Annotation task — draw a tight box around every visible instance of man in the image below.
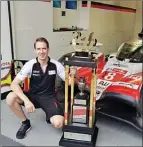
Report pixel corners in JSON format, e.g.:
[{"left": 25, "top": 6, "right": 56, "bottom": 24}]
[{"left": 6, "top": 37, "right": 67, "bottom": 139}]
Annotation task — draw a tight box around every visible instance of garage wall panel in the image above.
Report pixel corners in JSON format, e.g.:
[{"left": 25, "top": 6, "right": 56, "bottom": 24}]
[
  {"left": 134, "top": 1, "right": 142, "bottom": 37},
  {"left": 89, "top": 1, "right": 136, "bottom": 55},
  {"left": 11, "top": 1, "right": 53, "bottom": 60}
]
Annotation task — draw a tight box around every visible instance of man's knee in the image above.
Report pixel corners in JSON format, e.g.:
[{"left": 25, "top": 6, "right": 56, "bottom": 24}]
[
  {"left": 6, "top": 92, "right": 22, "bottom": 107},
  {"left": 50, "top": 115, "right": 64, "bottom": 128},
  {"left": 53, "top": 119, "right": 63, "bottom": 128}
]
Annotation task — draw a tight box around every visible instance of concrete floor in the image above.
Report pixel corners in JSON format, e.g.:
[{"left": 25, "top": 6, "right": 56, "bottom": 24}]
[{"left": 1, "top": 100, "right": 142, "bottom": 146}]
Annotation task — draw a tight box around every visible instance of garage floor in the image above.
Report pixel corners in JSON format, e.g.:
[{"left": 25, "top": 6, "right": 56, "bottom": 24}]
[{"left": 1, "top": 99, "right": 142, "bottom": 146}]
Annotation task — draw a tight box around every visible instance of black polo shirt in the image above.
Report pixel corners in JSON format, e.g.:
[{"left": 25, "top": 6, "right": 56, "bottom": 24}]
[{"left": 16, "top": 57, "right": 65, "bottom": 95}]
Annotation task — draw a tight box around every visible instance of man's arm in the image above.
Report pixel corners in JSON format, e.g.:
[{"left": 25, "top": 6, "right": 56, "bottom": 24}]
[
  {"left": 11, "top": 61, "right": 32, "bottom": 103},
  {"left": 11, "top": 77, "right": 35, "bottom": 113},
  {"left": 11, "top": 60, "right": 35, "bottom": 113},
  {"left": 10, "top": 77, "right": 30, "bottom": 103}
]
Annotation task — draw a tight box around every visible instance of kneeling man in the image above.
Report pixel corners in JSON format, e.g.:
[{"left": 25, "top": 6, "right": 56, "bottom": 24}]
[{"left": 6, "top": 37, "right": 65, "bottom": 139}]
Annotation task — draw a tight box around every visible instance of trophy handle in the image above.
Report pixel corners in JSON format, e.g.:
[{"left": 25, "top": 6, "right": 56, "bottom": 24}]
[
  {"left": 64, "top": 57, "right": 69, "bottom": 125},
  {"left": 70, "top": 66, "right": 75, "bottom": 123},
  {"left": 92, "top": 68, "right": 96, "bottom": 124},
  {"left": 89, "top": 68, "right": 96, "bottom": 128}
]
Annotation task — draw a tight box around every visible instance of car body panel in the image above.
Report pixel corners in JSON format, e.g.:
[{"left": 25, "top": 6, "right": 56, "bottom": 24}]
[{"left": 76, "top": 55, "right": 142, "bottom": 102}]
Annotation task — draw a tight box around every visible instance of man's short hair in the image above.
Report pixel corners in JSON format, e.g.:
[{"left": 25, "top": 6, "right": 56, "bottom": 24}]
[{"left": 34, "top": 37, "right": 49, "bottom": 49}]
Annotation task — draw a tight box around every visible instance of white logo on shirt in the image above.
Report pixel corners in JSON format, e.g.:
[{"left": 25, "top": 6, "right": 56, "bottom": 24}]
[
  {"left": 49, "top": 70, "right": 56, "bottom": 75},
  {"left": 33, "top": 70, "right": 40, "bottom": 73},
  {"left": 32, "top": 73, "right": 40, "bottom": 76}
]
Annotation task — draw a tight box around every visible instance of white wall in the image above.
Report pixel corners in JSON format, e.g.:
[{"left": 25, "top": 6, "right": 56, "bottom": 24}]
[
  {"left": 10, "top": 1, "right": 89, "bottom": 60},
  {"left": 1, "top": 1, "right": 12, "bottom": 62},
  {"left": 134, "top": 1, "right": 142, "bottom": 38},
  {"left": 89, "top": 1, "right": 137, "bottom": 55},
  {"left": 53, "top": 1, "right": 79, "bottom": 29},
  {"left": 78, "top": 1, "right": 90, "bottom": 30},
  {"left": 53, "top": 1, "right": 90, "bottom": 30},
  {"left": 11, "top": 1, "right": 53, "bottom": 60}
]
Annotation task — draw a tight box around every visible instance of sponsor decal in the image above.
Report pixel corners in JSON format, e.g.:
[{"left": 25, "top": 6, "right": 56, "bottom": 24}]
[
  {"left": 32, "top": 73, "right": 40, "bottom": 76},
  {"left": 32, "top": 70, "right": 40, "bottom": 76},
  {"left": 98, "top": 80, "right": 110, "bottom": 86},
  {"left": 125, "top": 74, "right": 142, "bottom": 85},
  {"left": 112, "top": 68, "right": 128, "bottom": 74},
  {"left": 49, "top": 70, "right": 56, "bottom": 75},
  {"left": 33, "top": 70, "right": 40, "bottom": 73},
  {"left": 1, "top": 61, "right": 12, "bottom": 92},
  {"left": 127, "top": 75, "right": 142, "bottom": 80},
  {"left": 1, "top": 74, "right": 11, "bottom": 88},
  {"left": 101, "top": 68, "right": 128, "bottom": 82},
  {"left": 96, "top": 79, "right": 112, "bottom": 100},
  {"left": 112, "top": 82, "right": 139, "bottom": 89},
  {"left": 1, "top": 62, "right": 11, "bottom": 80},
  {"left": 113, "top": 63, "right": 128, "bottom": 68},
  {"left": 1, "top": 62, "right": 11, "bottom": 70}
]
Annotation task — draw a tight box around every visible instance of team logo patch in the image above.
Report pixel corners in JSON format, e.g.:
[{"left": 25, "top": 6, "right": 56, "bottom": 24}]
[
  {"left": 48, "top": 70, "right": 56, "bottom": 75},
  {"left": 33, "top": 70, "right": 40, "bottom": 73}
]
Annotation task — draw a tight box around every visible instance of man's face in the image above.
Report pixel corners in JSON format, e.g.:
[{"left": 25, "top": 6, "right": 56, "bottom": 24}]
[{"left": 35, "top": 41, "right": 49, "bottom": 60}]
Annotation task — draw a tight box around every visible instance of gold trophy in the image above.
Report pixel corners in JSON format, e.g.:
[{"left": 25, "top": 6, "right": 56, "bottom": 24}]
[{"left": 59, "top": 31, "right": 98, "bottom": 147}]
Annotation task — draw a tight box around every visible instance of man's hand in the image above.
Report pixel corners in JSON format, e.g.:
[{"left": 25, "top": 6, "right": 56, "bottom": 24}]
[
  {"left": 69, "top": 66, "right": 78, "bottom": 85},
  {"left": 70, "top": 66, "right": 77, "bottom": 77},
  {"left": 24, "top": 100, "right": 35, "bottom": 113}
]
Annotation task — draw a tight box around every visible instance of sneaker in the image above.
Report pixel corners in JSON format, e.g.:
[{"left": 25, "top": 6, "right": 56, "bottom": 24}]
[{"left": 16, "top": 120, "right": 31, "bottom": 139}]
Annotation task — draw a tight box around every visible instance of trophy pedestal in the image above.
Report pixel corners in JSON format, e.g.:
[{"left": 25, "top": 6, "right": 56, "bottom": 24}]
[{"left": 59, "top": 120, "right": 98, "bottom": 147}]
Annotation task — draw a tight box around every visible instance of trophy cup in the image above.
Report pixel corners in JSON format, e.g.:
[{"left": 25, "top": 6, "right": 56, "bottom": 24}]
[{"left": 59, "top": 31, "right": 98, "bottom": 147}]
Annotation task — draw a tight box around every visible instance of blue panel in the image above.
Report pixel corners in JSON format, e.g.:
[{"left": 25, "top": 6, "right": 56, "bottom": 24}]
[
  {"left": 66, "top": 0, "right": 77, "bottom": 10},
  {"left": 53, "top": 0, "right": 61, "bottom": 8}
]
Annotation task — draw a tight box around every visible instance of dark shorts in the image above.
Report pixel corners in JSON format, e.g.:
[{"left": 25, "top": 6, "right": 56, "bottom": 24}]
[{"left": 22, "top": 92, "right": 64, "bottom": 120}]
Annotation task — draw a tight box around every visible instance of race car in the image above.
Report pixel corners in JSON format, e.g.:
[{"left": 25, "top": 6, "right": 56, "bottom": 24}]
[{"left": 57, "top": 34, "right": 143, "bottom": 131}]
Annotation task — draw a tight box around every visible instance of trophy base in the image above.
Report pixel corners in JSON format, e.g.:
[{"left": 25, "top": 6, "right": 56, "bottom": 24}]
[{"left": 59, "top": 122, "right": 98, "bottom": 147}]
